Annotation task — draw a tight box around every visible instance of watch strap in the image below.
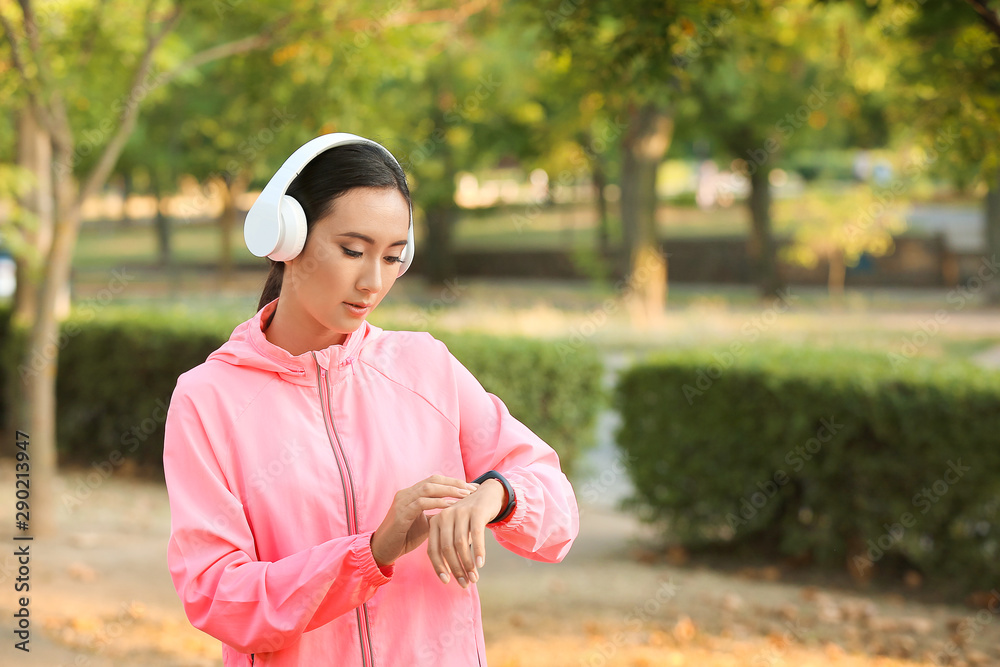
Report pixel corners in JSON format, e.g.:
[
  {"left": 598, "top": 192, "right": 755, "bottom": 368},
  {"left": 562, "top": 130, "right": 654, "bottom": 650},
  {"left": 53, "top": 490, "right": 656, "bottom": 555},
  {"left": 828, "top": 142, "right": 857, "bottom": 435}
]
[{"left": 472, "top": 470, "right": 516, "bottom": 524}]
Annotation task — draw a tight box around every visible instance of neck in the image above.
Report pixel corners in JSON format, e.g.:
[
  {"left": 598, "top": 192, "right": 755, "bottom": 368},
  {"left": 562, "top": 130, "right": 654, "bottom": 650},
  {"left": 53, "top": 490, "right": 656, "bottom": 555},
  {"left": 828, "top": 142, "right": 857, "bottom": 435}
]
[{"left": 263, "top": 297, "right": 349, "bottom": 356}]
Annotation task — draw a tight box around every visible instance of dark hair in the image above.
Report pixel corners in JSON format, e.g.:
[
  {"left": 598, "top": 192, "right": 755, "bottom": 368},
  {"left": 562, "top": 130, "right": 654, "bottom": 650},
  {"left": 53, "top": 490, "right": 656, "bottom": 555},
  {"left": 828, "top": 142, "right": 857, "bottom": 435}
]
[{"left": 256, "top": 142, "right": 411, "bottom": 329}]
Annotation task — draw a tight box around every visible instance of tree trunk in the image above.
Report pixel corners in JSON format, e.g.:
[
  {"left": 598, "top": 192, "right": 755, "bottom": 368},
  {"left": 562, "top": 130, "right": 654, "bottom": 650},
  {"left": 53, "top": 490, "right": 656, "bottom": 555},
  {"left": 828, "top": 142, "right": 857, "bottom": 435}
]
[
  {"left": 620, "top": 102, "right": 672, "bottom": 328},
  {"left": 986, "top": 171, "right": 1000, "bottom": 304},
  {"left": 22, "top": 140, "right": 82, "bottom": 537},
  {"left": 120, "top": 171, "right": 132, "bottom": 226},
  {"left": 592, "top": 159, "right": 610, "bottom": 256},
  {"left": 13, "top": 110, "right": 54, "bottom": 329},
  {"left": 219, "top": 173, "right": 249, "bottom": 284},
  {"left": 747, "top": 167, "right": 784, "bottom": 297},
  {"left": 828, "top": 250, "right": 846, "bottom": 303},
  {"left": 152, "top": 174, "right": 171, "bottom": 267},
  {"left": 423, "top": 205, "right": 458, "bottom": 284}
]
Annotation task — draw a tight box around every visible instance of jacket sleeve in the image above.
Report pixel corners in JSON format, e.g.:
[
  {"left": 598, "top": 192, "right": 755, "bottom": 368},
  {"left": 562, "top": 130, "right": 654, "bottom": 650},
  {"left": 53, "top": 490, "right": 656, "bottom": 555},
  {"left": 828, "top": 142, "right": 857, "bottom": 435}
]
[
  {"left": 447, "top": 349, "right": 580, "bottom": 563},
  {"left": 163, "top": 383, "right": 393, "bottom": 654}
]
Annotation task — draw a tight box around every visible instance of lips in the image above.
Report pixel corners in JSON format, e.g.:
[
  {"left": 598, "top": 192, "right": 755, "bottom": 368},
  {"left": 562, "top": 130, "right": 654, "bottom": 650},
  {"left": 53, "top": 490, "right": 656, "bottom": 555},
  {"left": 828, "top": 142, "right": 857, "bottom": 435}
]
[{"left": 343, "top": 301, "right": 373, "bottom": 317}]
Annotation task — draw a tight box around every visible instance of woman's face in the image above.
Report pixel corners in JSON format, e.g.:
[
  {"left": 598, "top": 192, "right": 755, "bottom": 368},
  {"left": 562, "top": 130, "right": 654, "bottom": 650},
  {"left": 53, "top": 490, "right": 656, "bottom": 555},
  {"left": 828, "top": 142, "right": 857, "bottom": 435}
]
[{"left": 283, "top": 186, "right": 410, "bottom": 340}]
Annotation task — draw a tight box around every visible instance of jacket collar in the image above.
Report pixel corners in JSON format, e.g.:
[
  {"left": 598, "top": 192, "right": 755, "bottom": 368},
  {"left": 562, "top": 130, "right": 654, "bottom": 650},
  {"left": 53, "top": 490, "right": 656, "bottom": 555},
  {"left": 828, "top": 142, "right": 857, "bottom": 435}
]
[{"left": 209, "top": 297, "right": 380, "bottom": 387}]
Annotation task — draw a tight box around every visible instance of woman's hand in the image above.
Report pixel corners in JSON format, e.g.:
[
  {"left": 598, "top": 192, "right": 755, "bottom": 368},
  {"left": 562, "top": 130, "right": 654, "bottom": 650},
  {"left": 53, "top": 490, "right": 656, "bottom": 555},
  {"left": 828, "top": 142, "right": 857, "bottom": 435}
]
[
  {"left": 427, "top": 478, "right": 507, "bottom": 589},
  {"left": 370, "top": 475, "right": 479, "bottom": 570}
]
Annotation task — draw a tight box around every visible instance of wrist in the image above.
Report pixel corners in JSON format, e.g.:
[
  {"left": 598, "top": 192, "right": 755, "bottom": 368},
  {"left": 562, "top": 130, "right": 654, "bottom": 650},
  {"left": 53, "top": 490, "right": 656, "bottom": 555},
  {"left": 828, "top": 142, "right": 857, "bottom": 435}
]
[
  {"left": 472, "top": 470, "right": 517, "bottom": 524},
  {"left": 481, "top": 478, "right": 508, "bottom": 518},
  {"left": 370, "top": 532, "right": 394, "bottom": 570}
]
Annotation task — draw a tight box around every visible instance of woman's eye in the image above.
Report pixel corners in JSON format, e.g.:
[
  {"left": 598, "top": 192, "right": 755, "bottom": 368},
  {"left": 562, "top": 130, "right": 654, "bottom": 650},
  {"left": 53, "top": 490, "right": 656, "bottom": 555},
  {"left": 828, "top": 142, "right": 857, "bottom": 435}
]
[
  {"left": 341, "top": 247, "right": 362, "bottom": 258},
  {"left": 385, "top": 255, "right": 403, "bottom": 264}
]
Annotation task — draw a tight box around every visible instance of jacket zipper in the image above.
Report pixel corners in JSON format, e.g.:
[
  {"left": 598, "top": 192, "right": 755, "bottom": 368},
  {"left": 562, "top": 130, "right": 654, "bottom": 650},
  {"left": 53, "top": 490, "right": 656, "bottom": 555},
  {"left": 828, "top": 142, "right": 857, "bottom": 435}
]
[{"left": 313, "top": 354, "right": 376, "bottom": 667}]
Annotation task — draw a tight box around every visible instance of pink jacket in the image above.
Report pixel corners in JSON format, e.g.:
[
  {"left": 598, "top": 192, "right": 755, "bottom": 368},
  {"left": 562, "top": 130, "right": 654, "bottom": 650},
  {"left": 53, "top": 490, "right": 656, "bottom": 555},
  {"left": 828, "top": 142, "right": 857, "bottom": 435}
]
[{"left": 163, "top": 298, "right": 580, "bottom": 666}]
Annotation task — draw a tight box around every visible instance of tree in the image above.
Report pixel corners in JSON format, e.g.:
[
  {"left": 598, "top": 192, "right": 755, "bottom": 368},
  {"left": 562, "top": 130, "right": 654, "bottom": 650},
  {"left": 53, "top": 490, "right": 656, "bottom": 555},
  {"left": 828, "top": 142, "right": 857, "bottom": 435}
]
[
  {"left": 877, "top": 0, "right": 1000, "bottom": 299},
  {"left": 0, "top": 0, "right": 289, "bottom": 534},
  {"left": 780, "top": 184, "right": 905, "bottom": 298},
  {"left": 673, "top": 0, "right": 895, "bottom": 297},
  {"left": 536, "top": 0, "right": 716, "bottom": 323}
]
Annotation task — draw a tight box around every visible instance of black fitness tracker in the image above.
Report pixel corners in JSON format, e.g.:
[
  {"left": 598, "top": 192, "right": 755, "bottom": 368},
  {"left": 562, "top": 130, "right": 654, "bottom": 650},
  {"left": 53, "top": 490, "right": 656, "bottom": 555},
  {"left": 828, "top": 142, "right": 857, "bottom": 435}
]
[{"left": 472, "top": 470, "right": 516, "bottom": 524}]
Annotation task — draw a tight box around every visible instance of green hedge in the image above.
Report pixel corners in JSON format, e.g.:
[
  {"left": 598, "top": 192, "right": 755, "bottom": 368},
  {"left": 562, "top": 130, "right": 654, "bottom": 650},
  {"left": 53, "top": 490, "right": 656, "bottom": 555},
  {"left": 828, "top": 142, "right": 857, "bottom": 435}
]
[
  {"left": 614, "top": 344, "right": 1000, "bottom": 590},
  {"left": 3, "top": 308, "right": 602, "bottom": 479}
]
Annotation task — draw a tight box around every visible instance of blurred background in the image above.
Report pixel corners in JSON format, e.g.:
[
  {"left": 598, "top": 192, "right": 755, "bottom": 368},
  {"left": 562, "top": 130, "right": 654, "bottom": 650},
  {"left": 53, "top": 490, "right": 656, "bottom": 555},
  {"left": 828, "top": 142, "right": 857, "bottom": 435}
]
[{"left": 2, "top": 0, "right": 1000, "bottom": 665}]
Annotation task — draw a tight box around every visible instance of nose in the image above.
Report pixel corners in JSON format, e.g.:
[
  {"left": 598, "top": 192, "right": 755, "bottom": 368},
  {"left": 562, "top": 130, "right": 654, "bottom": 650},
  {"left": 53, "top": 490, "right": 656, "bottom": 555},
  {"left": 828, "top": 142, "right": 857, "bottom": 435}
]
[{"left": 356, "top": 256, "right": 383, "bottom": 294}]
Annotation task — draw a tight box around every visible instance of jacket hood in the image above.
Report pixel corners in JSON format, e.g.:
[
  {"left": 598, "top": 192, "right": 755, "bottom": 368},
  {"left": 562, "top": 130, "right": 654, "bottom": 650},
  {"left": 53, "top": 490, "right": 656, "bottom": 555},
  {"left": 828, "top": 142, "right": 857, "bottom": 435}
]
[{"left": 207, "top": 297, "right": 382, "bottom": 386}]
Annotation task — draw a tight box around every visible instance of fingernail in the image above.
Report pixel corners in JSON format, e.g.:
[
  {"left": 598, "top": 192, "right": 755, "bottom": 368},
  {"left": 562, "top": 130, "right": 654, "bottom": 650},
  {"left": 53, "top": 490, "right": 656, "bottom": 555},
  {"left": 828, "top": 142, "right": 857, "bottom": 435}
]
[
  {"left": 470, "top": 570, "right": 479, "bottom": 583},
  {"left": 439, "top": 572, "right": 449, "bottom": 584},
  {"left": 476, "top": 556, "right": 484, "bottom": 568},
  {"left": 458, "top": 577, "right": 467, "bottom": 587}
]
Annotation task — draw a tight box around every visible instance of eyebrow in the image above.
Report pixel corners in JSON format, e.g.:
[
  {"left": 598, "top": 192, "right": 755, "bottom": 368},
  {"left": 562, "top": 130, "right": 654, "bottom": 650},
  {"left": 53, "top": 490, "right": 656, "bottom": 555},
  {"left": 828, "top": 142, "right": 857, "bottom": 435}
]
[{"left": 337, "top": 232, "right": 407, "bottom": 247}]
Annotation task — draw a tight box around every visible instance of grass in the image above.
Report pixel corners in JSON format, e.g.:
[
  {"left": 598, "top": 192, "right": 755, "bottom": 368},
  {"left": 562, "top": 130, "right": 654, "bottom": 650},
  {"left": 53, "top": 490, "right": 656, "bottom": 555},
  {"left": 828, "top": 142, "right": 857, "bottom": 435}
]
[{"left": 74, "top": 202, "right": 752, "bottom": 268}]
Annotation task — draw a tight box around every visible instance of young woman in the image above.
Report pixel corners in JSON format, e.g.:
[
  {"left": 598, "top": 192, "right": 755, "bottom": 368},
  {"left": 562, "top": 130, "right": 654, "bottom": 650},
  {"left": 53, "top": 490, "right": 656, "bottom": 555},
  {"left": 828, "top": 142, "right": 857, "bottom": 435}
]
[{"left": 162, "top": 134, "right": 580, "bottom": 667}]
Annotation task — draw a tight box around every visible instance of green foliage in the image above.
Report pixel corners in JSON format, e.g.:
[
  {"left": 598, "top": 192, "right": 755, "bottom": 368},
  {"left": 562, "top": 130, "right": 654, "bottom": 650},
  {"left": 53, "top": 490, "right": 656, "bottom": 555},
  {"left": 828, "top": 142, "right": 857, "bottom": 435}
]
[
  {"left": 1, "top": 310, "right": 602, "bottom": 479},
  {"left": 614, "top": 344, "right": 1000, "bottom": 591}
]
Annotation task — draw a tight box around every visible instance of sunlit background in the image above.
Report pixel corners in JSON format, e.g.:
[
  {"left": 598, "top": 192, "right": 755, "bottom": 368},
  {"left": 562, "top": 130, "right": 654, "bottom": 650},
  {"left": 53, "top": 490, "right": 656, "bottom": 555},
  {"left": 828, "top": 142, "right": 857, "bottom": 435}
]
[{"left": 2, "top": 0, "right": 1000, "bottom": 665}]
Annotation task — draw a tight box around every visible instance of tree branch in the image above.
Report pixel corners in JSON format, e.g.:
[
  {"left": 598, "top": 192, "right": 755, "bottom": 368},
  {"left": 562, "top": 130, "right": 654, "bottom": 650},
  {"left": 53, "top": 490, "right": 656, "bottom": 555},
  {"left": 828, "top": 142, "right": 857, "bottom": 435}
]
[
  {"left": 0, "top": 4, "right": 66, "bottom": 146},
  {"left": 79, "top": 0, "right": 111, "bottom": 67},
  {"left": 153, "top": 15, "right": 291, "bottom": 91},
  {"left": 964, "top": 0, "right": 1000, "bottom": 42},
  {"left": 76, "top": 4, "right": 182, "bottom": 206}
]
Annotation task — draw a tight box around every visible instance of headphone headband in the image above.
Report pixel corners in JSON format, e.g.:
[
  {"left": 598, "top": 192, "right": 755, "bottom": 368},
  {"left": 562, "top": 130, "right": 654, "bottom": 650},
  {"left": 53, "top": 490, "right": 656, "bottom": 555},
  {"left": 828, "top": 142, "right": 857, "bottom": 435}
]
[{"left": 244, "top": 132, "right": 414, "bottom": 275}]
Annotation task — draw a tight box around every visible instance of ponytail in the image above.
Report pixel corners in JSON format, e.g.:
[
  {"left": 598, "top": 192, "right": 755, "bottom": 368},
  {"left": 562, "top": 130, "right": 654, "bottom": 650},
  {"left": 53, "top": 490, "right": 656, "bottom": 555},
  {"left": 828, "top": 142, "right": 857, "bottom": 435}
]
[{"left": 257, "top": 260, "right": 284, "bottom": 329}]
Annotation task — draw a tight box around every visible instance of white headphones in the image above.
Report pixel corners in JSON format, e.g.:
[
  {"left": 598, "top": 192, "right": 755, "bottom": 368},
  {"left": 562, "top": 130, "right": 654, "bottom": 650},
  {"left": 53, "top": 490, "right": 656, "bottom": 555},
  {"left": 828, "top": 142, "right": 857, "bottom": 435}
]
[{"left": 244, "top": 132, "right": 414, "bottom": 276}]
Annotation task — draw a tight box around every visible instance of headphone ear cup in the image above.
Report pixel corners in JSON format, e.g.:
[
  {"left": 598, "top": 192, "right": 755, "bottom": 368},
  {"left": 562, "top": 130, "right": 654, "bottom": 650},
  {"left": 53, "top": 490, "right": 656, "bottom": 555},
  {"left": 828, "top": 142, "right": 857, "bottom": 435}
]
[
  {"left": 398, "top": 215, "right": 415, "bottom": 276},
  {"left": 271, "top": 195, "right": 308, "bottom": 261}
]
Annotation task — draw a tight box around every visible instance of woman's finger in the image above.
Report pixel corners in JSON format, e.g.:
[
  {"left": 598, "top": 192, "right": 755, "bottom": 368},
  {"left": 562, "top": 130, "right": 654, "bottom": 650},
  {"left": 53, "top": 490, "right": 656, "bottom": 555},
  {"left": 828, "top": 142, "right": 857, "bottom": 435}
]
[
  {"left": 423, "top": 475, "right": 479, "bottom": 493},
  {"left": 415, "top": 482, "right": 475, "bottom": 499},
  {"left": 426, "top": 515, "right": 451, "bottom": 584},
  {"left": 436, "top": 513, "right": 468, "bottom": 588},
  {"left": 442, "top": 514, "right": 472, "bottom": 588},
  {"left": 452, "top": 515, "right": 478, "bottom": 584},
  {"left": 470, "top": 514, "right": 488, "bottom": 572}
]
